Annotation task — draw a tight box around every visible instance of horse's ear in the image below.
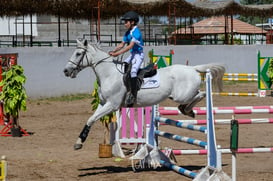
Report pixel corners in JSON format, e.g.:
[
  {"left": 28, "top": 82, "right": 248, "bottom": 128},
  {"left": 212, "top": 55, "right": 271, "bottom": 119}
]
[
  {"left": 76, "top": 39, "right": 82, "bottom": 46},
  {"left": 83, "top": 39, "right": 88, "bottom": 46}
]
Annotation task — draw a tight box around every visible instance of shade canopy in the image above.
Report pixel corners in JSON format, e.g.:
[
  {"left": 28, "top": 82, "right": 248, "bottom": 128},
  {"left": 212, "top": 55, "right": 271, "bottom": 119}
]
[{"left": 1, "top": 0, "right": 273, "bottom": 19}]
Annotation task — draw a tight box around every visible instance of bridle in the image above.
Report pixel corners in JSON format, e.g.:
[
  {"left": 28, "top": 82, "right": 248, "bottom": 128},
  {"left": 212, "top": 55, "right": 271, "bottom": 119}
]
[
  {"left": 68, "top": 46, "right": 125, "bottom": 73},
  {"left": 67, "top": 47, "right": 87, "bottom": 72}
]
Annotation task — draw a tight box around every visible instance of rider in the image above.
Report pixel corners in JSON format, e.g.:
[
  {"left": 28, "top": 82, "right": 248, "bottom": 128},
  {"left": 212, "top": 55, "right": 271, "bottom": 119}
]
[{"left": 109, "top": 11, "right": 144, "bottom": 106}]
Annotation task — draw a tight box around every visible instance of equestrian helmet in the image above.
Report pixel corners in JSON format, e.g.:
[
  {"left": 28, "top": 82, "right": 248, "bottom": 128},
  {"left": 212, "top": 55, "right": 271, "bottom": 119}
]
[{"left": 121, "top": 11, "right": 139, "bottom": 23}]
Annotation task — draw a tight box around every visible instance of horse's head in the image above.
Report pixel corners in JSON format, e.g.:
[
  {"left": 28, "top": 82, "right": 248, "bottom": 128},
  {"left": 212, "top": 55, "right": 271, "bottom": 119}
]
[{"left": 64, "top": 39, "right": 98, "bottom": 78}]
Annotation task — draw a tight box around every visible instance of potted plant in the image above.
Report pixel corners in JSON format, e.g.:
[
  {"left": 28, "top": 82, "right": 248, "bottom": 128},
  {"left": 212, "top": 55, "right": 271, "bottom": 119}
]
[
  {"left": 0, "top": 65, "right": 27, "bottom": 137},
  {"left": 91, "top": 80, "right": 116, "bottom": 158}
]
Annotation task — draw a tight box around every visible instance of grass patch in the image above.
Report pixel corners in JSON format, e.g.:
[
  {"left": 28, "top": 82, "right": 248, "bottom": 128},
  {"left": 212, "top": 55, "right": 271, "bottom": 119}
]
[{"left": 35, "top": 93, "right": 91, "bottom": 102}]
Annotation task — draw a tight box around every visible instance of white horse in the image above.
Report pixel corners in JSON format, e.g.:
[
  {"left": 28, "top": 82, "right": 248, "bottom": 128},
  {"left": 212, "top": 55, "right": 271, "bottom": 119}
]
[{"left": 63, "top": 39, "right": 225, "bottom": 150}]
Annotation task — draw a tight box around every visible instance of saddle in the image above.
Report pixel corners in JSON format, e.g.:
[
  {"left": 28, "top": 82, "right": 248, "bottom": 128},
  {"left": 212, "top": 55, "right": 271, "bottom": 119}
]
[{"left": 123, "top": 63, "right": 157, "bottom": 92}]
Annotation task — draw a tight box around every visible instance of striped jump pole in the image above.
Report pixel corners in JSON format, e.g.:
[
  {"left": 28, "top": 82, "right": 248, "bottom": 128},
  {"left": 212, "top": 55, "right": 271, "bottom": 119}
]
[
  {"left": 203, "top": 73, "right": 258, "bottom": 81},
  {"left": 222, "top": 77, "right": 257, "bottom": 81},
  {"left": 212, "top": 92, "right": 258, "bottom": 96},
  {"left": 164, "top": 118, "right": 273, "bottom": 125},
  {"left": 194, "top": 105, "right": 273, "bottom": 110},
  {"left": 159, "top": 108, "right": 273, "bottom": 116},
  {"left": 224, "top": 73, "right": 257, "bottom": 77},
  {"left": 160, "top": 105, "right": 273, "bottom": 110},
  {"left": 223, "top": 77, "right": 258, "bottom": 81},
  {"left": 168, "top": 147, "right": 273, "bottom": 155},
  {"left": 155, "top": 130, "right": 207, "bottom": 148},
  {"left": 155, "top": 117, "right": 206, "bottom": 133},
  {"left": 160, "top": 160, "right": 197, "bottom": 178}
]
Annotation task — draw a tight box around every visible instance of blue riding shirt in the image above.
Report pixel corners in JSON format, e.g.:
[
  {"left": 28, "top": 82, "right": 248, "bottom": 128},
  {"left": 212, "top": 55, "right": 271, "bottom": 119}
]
[{"left": 123, "top": 26, "right": 144, "bottom": 53}]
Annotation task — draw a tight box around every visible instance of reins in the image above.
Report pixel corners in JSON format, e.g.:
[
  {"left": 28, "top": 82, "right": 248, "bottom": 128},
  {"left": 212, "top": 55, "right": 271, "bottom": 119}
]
[{"left": 92, "top": 55, "right": 126, "bottom": 75}]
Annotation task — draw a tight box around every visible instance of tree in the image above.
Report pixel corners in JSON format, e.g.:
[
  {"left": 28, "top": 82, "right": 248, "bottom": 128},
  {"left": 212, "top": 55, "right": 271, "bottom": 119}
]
[
  {"left": 240, "top": 0, "right": 273, "bottom": 5},
  {"left": 239, "top": 0, "right": 273, "bottom": 25}
]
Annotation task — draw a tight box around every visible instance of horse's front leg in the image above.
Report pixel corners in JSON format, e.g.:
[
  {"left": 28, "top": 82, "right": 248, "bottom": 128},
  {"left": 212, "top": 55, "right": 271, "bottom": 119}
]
[{"left": 74, "top": 102, "right": 115, "bottom": 150}]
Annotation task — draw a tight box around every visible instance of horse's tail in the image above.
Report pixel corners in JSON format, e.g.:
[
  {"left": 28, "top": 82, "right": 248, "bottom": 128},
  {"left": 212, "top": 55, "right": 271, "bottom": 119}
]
[{"left": 193, "top": 63, "right": 226, "bottom": 92}]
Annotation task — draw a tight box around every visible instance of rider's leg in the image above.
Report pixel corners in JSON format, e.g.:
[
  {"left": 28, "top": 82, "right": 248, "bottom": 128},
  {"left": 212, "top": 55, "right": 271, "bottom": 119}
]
[
  {"left": 123, "top": 54, "right": 133, "bottom": 89},
  {"left": 126, "top": 53, "right": 143, "bottom": 106},
  {"left": 130, "top": 77, "right": 138, "bottom": 100}
]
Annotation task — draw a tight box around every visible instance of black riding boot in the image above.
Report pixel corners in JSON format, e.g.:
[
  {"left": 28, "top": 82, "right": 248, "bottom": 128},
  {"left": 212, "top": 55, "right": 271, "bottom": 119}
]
[
  {"left": 124, "top": 63, "right": 129, "bottom": 73},
  {"left": 131, "top": 77, "right": 138, "bottom": 100},
  {"left": 126, "top": 77, "right": 138, "bottom": 107}
]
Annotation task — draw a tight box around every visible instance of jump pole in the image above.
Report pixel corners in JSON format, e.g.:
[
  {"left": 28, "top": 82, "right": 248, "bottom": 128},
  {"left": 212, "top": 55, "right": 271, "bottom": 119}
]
[
  {"left": 155, "top": 117, "right": 207, "bottom": 132},
  {"left": 159, "top": 108, "right": 273, "bottom": 115},
  {"left": 155, "top": 129, "right": 207, "bottom": 148},
  {"left": 166, "top": 147, "right": 273, "bottom": 155},
  {"left": 224, "top": 73, "right": 257, "bottom": 77},
  {"left": 222, "top": 78, "right": 257, "bottom": 81},
  {"left": 160, "top": 160, "right": 197, "bottom": 178},
  {"left": 160, "top": 118, "right": 273, "bottom": 125},
  {"left": 212, "top": 92, "right": 258, "bottom": 96},
  {"left": 159, "top": 105, "right": 273, "bottom": 110}
]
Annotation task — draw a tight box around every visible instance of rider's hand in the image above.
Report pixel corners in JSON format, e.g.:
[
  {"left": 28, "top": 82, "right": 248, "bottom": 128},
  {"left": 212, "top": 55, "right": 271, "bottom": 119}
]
[{"left": 109, "top": 51, "right": 118, "bottom": 57}]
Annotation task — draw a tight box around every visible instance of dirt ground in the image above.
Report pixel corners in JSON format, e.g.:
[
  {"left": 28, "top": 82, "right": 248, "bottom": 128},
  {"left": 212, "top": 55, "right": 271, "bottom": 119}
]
[{"left": 1, "top": 82, "right": 273, "bottom": 181}]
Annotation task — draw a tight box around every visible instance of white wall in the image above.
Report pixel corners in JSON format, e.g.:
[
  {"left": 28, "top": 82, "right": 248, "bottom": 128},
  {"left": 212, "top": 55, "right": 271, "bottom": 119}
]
[
  {"left": 145, "top": 45, "right": 273, "bottom": 73},
  {"left": 1, "top": 44, "right": 273, "bottom": 99},
  {"left": 0, "top": 16, "right": 38, "bottom": 36},
  {"left": 0, "top": 47, "right": 95, "bottom": 99}
]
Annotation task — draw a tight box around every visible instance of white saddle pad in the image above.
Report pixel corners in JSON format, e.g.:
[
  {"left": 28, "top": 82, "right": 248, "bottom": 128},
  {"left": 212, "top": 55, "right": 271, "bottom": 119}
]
[{"left": 141, "top": 73, "right": 160, "bottom": 89}]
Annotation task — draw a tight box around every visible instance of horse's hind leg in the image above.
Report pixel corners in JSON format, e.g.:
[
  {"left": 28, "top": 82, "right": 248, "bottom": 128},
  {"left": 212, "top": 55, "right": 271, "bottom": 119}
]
[{"left": 178, "top": 91, "right": 206, "bottom": 118}]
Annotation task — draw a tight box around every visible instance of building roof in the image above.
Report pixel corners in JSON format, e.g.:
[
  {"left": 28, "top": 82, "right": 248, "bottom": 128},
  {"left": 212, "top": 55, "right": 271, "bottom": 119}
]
[{"left": 173, "top": 16, "right": 267, "bottom": 35}]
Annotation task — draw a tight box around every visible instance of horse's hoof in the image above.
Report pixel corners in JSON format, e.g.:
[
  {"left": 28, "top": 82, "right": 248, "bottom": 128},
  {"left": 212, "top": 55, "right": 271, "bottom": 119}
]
[
  {"left": 189, "top": 111, "right": 195, "bottom": 118},
  {"left": 178, "top": 105, "right": 186, "bottom": 115},
  {"left": 74, "top": 144, "right": 83, "bottom": 150},
  {"left": 178, "top": 105, "right": 195, "bottom": 118},
  {"left": 188, "top": 111, "right": 195, "bottom": 118}
]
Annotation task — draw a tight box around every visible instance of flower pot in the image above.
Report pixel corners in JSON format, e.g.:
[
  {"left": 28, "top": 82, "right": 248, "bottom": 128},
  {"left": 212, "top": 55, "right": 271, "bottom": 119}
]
[{"left": 99, "top": 144, "right": 112, "bottom": 158}]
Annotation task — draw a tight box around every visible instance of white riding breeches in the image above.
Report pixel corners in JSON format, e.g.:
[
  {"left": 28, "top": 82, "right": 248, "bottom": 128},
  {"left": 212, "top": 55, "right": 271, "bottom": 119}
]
[{"left": 124, "top": 52, "right": 144, "bottom": 78}]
